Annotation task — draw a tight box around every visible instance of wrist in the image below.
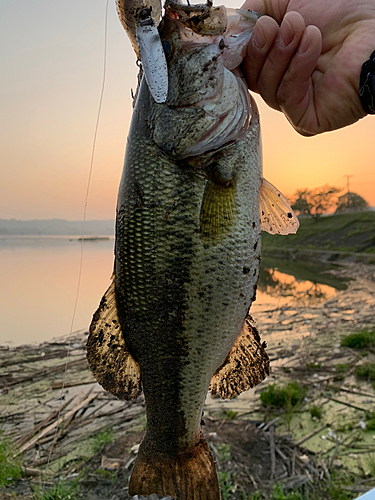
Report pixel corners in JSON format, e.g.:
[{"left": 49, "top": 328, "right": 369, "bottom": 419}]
[{"left": 359, "top": 49, "right": 375, "bottom": 114}]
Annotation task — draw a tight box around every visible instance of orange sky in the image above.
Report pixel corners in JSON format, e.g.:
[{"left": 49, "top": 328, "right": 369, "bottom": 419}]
[{"left": 1, "top": 0, "right": 374, "bottom": 221}]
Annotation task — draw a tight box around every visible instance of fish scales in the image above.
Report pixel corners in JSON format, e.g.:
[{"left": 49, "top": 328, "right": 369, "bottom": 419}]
[
  {"left": 85, "top": 2, "right": 298, "bottom": 498},
  {"left": 116, "top": 78, "right": 262, "bottom": 455}
]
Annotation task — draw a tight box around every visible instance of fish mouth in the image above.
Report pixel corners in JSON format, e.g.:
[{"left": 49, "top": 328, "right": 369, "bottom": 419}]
[
  {"left": 151, "top": 6, "right": 258, "bottom": 159},
  {"left": 184, "top": 71, "right": 252, "bottom": 157}
]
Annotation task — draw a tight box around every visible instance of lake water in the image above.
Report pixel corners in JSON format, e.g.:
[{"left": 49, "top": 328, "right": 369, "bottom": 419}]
[{"left": 0, "top": 237, "right": 347, "bottom": 346}]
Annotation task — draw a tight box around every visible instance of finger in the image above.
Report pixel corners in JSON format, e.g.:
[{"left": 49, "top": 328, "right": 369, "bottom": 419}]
[
  {"left": 276, "top": 25, "right": 322, "bottom": 135},
  {"left": 243, "top": 16, "right": 279, "bottom": 93},
  {"left": 241, "top": 0, "right": 290, "bottom": 22},
  {"left": 255, "top": 11, "right": 306, "bottom": 110}
]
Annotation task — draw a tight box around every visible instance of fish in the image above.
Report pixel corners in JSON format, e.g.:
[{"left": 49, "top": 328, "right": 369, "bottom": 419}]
[{"left": 86, "top": 1, "right": 299, "bottom": 499}]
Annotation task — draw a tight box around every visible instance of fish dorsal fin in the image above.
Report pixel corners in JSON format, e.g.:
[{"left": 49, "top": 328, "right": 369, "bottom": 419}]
[
  {"left": 259, "top": 178, "right": 299, "bottom": 235},
  {"left": 209, "top": 316, "right": 269, "bottom": 399},
  {"left": 86, "top": 273, "right": 142, "bottom": 400}
]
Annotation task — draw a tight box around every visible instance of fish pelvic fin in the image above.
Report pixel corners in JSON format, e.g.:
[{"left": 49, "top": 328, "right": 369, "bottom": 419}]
[
  {"left": 86, "top": 273, "right": 142, "bottom": 400},
  {"left": 210, "top": 316, "right": 269, "bottom": 399},
  {"left": 260, "top": 178, "right": 299, "bottom": 235},
  {"left": 129, "top": 434, "right": 220, "bottom": 500}
]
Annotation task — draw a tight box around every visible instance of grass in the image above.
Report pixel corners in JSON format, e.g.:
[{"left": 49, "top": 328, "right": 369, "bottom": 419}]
[
  {"left": 32, "top": 478, "right": 80, "bottom": 500},
  {"left": 365, "top": 453, "right": 375, "bottom": 477},
  {"left": 90, "top": 427, "right": 114, "bottom": 453},
  {"left": 260, "top": 382, "right": 306, "bottom": 409},
  {"left": 262, "top": 210, "right": 375, "bottom": 254},
  {"left": 217, "top": 443, "right": 231, "bottom": 462},
  {"left": 365, "top": 418, "right": 375, "bottom": 431},
  {"left": 218, "top": 470, "right": 235, "bottom": 500},
  {"left": 355, "top": 363, "right": 375, "bottom": 388},
  {"left": 341, "top": 330, "right": 375, "bottom": 349},
  {"left": 310, "top": 405, "right": 323, "bottom": 420},
  {"left": 248, "top": 474, "right": 358, "bottom": 500},
  {"left": 260, "top": 382, "right": 307, "bottom": 431},
  {"left": 335, "top": 363, "right": 352, "bottom": 373},
  {"left": 0, "top": 432, "right": 22, "bottom": 488}
]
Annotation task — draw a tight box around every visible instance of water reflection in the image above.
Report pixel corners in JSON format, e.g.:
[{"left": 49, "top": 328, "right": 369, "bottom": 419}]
[
  {"left": 0, "top": 238, "right": 349, "bottom": 346},
  {"left": 256, "top": 256, "right": 348, "bottom": 308}
]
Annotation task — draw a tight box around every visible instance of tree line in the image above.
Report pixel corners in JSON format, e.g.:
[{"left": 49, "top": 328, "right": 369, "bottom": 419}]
[{"left": 290, "top": 185, "right": 369, "bottom": 222}]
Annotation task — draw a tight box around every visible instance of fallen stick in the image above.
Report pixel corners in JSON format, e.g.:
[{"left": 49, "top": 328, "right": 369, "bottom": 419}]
[
  {"left": 320, "top": 458, "right": 331, "bottom": 480},
  {"left": 51, "top": 379, "right": 96, "bottom": 390},
  {"left": 15, "top": 392, "right": 100, "bottom": 456},
  {"left": 327, "top": 385, "right": 375, "bottom": 399},
  {"left": 16, "top": 396, "right": 75, "bottom": 447},
  {"left": 326, "top": 396, "right": 369, "bottom": 412},
  {"left": 6, "top": 357, "right": 87, "bottom": 388},
  {"left": 295, "top": 423, "right": 331, "bottom": 446},
  {"left": 270, "top": 426, "right": 276, "bottom": 481},
  {"left": 0, "top": 350, "right": 68, "bottom": 369}
]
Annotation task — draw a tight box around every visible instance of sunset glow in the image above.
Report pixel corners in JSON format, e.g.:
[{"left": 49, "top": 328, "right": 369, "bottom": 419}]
[{"left": 1, "top": 0, "right": 374, "bottom": 221}]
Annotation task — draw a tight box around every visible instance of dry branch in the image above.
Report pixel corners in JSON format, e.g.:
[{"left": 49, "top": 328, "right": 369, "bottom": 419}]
[{"left": 15, "top": 392, "right": 100, "bottom": 456}]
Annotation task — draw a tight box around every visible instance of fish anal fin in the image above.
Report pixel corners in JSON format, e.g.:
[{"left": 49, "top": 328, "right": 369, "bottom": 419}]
[
  {"left": 129, "top": 434, "right": 220, "bottom": 500},
  {"left": 260, "top": 178, "right": 299, "bottom": 235},
  {"left": 86, "top": 274, "right": 142, "bottom": 400},
  {"left": 210, "top": 316, "right": 269, "bottom": 399}
]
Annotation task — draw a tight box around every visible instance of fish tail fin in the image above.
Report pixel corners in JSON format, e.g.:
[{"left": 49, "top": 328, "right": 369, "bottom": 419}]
[{"left": 129, "top": 434, "right": 220, "bottom": 500}]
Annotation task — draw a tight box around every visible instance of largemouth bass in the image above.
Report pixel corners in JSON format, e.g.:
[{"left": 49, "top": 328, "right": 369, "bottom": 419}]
[{"left": 87, "top": 2, "right": 299, "bottom": 499}]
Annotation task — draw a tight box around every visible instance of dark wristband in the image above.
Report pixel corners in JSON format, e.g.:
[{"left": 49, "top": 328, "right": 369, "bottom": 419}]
[{"left": 359, "top": 50, "right": 375, "bottom": 114}]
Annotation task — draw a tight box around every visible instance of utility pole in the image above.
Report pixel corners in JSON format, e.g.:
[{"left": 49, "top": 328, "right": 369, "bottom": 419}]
[{"left": 343, "top": 174, "right": 354, "bottom": 209}]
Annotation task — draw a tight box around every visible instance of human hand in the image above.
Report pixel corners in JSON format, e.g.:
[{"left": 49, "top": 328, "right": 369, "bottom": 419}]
[{"left": 241, "top": 0, "right": 375, "bottom": 135}]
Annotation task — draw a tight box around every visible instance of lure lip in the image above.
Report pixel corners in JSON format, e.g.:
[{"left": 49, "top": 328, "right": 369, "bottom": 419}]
[{"left": 136, "top": 7, "right": 169, "bottom": 103}]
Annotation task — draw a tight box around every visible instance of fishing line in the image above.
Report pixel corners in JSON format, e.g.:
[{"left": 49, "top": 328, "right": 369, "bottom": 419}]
[{"left": 42, "top": 0, "right": 110, "bottom": 483}]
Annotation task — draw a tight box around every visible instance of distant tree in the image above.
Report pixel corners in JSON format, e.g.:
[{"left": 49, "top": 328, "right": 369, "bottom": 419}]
[
  {"left": 335, "top": 192, "right": 369, "bottom": 212},
  {"left": 291, "top": 185, "right": 341, "bottom": 222}
]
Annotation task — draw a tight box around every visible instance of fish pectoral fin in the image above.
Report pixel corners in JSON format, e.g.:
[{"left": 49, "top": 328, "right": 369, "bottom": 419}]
[
  {"left": 200, "top": 179, "right": 236, "bottom": 241},
  {"left": 86, "top": 273, "right": 142, "bottom": 400},
  {"left": 259, "top": 178, "right": 299, "bottom": 235},
  {"left": 209, "top": 316, "right": 269, "bottom": 400}
]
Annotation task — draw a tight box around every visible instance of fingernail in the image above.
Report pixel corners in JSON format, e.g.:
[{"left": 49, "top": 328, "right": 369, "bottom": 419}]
[
  {"left": 298, "top": 30, "right": 311, "bottom": 54},
  {"left": 279, "top": 18, "right": 294, "bottom": 47},
  {"left": 252, "top": 25, "right": 266, "bottom": 49}
]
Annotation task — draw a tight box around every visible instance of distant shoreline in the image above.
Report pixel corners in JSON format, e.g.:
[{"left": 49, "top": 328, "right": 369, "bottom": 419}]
[{"left": 0, "top": 219, "right": 115, "bottom": 236}]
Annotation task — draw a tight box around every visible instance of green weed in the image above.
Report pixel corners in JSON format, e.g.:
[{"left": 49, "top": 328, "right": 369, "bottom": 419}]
[
  {"left": 310, "top": 405, "right": 323, "bottom": 420},
  {"left": 90, "top": 428, "right": 114, "bottom": 453},
  {"left": 95, "top": 468, "right": 118, "bottom": 483},
  {"left": 248, "top": 479, "right": 357, "bottom": 500},
  {"left": 365, "top": 418, "right": 375, "bottom": 430},
  {"left": 217, "top": 443, "right": 231, "bottom": 462},
  {"left": 32, "top": 479, "right": 80, "bottom": 500},
  {"left": 335, "top": 363, "right": 352, "bottom": 373},
  {"left": 260, "top": 382, "right": 307, "bottom": 431},
  {"left": 218, "top": 470, "right": 234, "bottom": 500},
  {"left": 355, "top": 363, "right": 375, "bottom": 387},
  {"left": 260, "top": 382, "right": 306, "bottom": 409},
  {"left": 306, "top": 362, "right": 321, "bottom": 370},
  {"left": 341, "top": 330, "right": 375, "bottom": 349},
  {"left": 225, "top": 410, "right": 238, "bottom": 421},
  {"left": 0, "top": 432, "right": 22, "bottom": 488},
  {"left": 365, "top": 453, "right": 375, "bottom": 477}
]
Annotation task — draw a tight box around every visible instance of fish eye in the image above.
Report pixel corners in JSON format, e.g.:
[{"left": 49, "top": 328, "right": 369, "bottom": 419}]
[{"left": 162, "top": 40, "right": 172, "bottom": 56}]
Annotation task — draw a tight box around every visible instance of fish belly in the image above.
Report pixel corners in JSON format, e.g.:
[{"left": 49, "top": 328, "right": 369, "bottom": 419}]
[{"left": 115, "top": 81, "right": 262, "bottom": 454}]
